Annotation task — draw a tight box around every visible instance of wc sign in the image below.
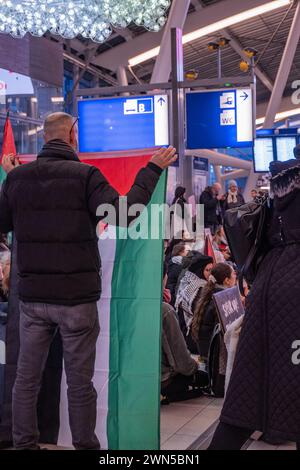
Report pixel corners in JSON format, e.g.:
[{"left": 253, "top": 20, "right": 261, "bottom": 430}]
[{"left": 220, "top": 110, "right": 236, "bottom": 126}]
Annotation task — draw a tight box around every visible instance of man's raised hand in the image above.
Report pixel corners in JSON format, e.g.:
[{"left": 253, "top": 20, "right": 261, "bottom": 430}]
[{"left": 150, "top": 146, "right": 177, "bottom": 170}]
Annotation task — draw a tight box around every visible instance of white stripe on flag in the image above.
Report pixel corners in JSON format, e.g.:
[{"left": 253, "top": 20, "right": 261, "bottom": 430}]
[{"left": 58, "top": 226, "right": 116, "bottom": 449}]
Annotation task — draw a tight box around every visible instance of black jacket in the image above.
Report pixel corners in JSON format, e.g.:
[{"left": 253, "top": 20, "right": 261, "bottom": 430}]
[
  {"left": 200, "top": 188, "right": 220, "bottom": 226},
  {"left": 166, "top": 257, "right": 183, "bottom": 306},
  {"left": 197, "top": 297, "right": 219, "bottom": 359},
  {"left": 221, "top": 160, "right": 300, "bottom": 442},
  {"left": 0, "top": 139, "right": 162, "bottom": 306}
]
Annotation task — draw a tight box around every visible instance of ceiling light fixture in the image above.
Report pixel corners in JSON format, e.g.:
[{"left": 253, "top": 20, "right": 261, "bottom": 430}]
[
  {"left": 0, "top": 0, "right": 170, "bottom": 43},
  {"left": 129, "top": 0, "right": 291, "bottom": 66}
]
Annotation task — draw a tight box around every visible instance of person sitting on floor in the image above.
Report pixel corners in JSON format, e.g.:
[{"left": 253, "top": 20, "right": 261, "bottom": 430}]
[
  {"left": 191, "top": 263, "right": 236, "bottom": 397},
  {"left": 166, "top": 242, "right": 190, "bottom": 306},
  {"left": 161, "top": 265, "right": 208, "bottom": 402},
  {"left": 161, "top": 302, "right": 200, "bottom": 403},
  {"left": 192, "top": 263, "right": 236, "bottom": 361},
  {"left": 175, "top": 255, "right": 214, "bottom": 354}
]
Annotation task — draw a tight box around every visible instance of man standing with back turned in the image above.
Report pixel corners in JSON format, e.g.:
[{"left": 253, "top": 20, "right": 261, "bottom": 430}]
[{"left": 0, "top": 112, "right": 177, "bottom": 450}]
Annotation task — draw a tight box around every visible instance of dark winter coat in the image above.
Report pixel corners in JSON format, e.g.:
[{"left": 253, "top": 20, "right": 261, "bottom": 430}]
[
  {"left": 0, "top": 139, "right": 162, "bottom": 306},
  {"left": 167, "top": 257, "right": 183, "bottom": 306},
  {"left": 220, "top": 160, "right": 300, "bottom": 443},
  {"left": 197, "top": 298, "right": 219, "bottom": 359},
  {"left": 200, "top": 188, "right": 221, "bottom": 226},
  {"left": 194, "top": 287, "right": 222, "bottom": 359}
]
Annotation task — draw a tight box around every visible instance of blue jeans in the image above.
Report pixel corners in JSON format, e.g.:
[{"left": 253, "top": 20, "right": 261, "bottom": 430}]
[{"left": 12, "top": 301, "right": 100, "bottom": 450}]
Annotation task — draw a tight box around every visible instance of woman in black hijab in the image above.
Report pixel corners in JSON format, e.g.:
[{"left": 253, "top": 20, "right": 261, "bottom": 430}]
[{"left": 172, "top": 186, "right": 187, "bottom": 210}]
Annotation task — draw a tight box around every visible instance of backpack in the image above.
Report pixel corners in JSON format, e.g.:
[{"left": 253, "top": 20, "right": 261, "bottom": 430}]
[
  {"left": 207, "top": 324, "right": 226, "bottom": 398},
  {"left": 223, "top": 195, "right": 271, "bottom": 290}
]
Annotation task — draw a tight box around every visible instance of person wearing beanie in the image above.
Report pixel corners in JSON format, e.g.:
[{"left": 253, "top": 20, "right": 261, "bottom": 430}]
[
  {"left": 175, "top": 255, "right": 214, "bottom": 354},
  {"left": 222, "top": 180, "right": 245, "bottom": 213}
]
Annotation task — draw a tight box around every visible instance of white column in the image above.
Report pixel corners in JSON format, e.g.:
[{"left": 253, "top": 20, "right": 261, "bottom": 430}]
[
  {"left": 151, "top": 0, "right": 191, "bottom": 83},
  {"left": 243, "top": 168, "right": 258, "bottom": 202},
  {"left": 214, "top": 165, "right": 225, "bottom": 192},
  {"left": 116, "top": 66, "right": 128, "bottom": 86},
  {"left": 186, "top": 149, "right": 252, "bottom": 170}
]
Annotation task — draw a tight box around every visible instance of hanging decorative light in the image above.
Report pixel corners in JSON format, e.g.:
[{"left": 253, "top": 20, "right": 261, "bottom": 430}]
[{"left": 0, "top": 0, "right": 170, "bottom": 42}]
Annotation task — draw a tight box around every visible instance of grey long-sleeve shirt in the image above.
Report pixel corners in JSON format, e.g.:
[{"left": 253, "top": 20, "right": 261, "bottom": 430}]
[{"left": 161, "top": 302, "right": 198, "bottom": 384}]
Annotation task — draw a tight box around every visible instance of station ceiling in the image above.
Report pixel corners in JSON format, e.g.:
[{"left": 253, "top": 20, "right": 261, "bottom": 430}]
[{"left": 61, "top": 0, "right": 300, "bottom": 106}]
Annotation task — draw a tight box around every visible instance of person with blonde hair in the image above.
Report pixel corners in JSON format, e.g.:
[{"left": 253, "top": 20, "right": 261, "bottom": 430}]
[{"left": 222, "top": 180, "right": 245, "bottom": 213}]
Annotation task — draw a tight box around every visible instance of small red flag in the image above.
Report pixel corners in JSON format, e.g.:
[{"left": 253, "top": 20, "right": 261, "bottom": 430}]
[
  {"left": 1, "top": 113, "right": 16, "bottom": 163},
  {"left": 204, "top": 234, "right": 217, "bottom": 263}
]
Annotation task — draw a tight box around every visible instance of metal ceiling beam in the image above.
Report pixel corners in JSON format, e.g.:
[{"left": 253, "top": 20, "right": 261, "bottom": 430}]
[
  {"left": 93, "top": 0, "right": 279, "bottom": 71},
  {"left": 195, "top": 0, "right": 273, "bottom": 92},
  {"left": 219, "top": 30, "right": 274, "bottom": 92},
  {"left": 63, "top": 52, "right": 118, "bottom": 86},
  {"left": 257, "top": 95, "right": 300, "bottom": 119},
  {"left": 76, "top": 76, "right": 253, "bottom": 97},
  {"left": 151, "top": 0, "right": 191, "bottom": 83},
  {"left": 191, "top": 0, "right": 202, "bottom": 11},
  {"left": 264, "top": 0, "right": 300, "bottom": 128}
]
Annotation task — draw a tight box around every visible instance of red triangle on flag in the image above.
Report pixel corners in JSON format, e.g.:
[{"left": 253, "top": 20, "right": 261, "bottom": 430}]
[
  {"left": 82, "top": 155, "right": 152, "bottom": 195},
  {"left": 1, "top": 114, "right": 16, "bottom": 163}
]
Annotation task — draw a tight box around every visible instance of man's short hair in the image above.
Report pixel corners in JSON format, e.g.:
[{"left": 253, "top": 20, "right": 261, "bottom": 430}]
[{"left": 44, "top": 112, "right": 73, "bottom": 141}]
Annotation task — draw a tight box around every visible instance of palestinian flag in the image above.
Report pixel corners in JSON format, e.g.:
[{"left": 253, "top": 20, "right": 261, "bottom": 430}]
[{"left": 58, "top": 155, "right": 167, "bottom": 450}]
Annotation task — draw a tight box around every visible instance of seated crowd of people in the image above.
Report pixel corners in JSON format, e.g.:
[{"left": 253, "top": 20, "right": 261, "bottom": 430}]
[
  {"left": 161, "top": 181, "right": 255, "bottom": 404},
  {"left": 161, "top": 231, "right": 239, "bottom": 403}
]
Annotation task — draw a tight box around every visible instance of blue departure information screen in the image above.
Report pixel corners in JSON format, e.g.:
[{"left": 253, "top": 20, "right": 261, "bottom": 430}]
[
  {"left": 78, "top": 95, "right": 169, "bottom": 152},
  {"left": 254, "top": 129, "right": 299, "bottom": 172}
]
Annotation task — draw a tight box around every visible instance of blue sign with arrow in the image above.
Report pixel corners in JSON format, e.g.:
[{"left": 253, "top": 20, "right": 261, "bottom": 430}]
[{"left": 186, "top": 88, "right": 253, "bottom": 149}]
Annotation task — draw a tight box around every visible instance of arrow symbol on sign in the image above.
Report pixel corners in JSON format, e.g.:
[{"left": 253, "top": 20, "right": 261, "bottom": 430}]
[
  {"left": 240, "top": 91, "right": 249, "bottom": 101},
  {"left": 158, "top": 97, "right": 166, "bottom": 106}
]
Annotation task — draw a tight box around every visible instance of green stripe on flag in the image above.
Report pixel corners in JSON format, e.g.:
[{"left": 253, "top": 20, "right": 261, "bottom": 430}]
[
  {"left": 0, "top": 166, "right": 6, "bottom": 184},
  {"left": 107, "top": 171, "right": 167, "bottom": 450}
]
